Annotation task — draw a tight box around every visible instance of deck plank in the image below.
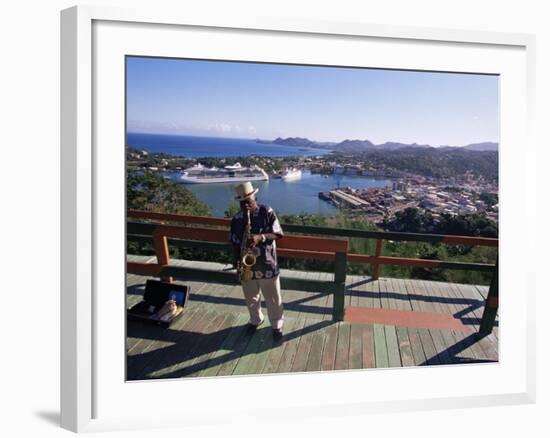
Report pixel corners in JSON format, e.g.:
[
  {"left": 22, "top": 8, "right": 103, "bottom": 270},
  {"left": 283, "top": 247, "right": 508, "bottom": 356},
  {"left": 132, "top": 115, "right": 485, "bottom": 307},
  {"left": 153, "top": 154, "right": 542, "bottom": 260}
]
[
  {"left": 149, "top": 311, "right": 229, "bottom": 378},
  {"left": 417, "top": 328, "right": 441, "bottom": 366},
  {"left": 233, "top": 326, "right": 274, "bottom": 376},
  {"left": 349, "top": 324, "right": 364, "bottom": 369},
  {"left": 209, "top": 316, "right": 255, "bottom": 377},
  {"left": 306, "top": 322, "right": 328, "bottom": 372},
  {"left": 414, "top": 280, "right": 438, "bottom": 313},
  {"left": 306, "top": 271, "right": 331, "bottom": 322},
  {"left": 396, "top": 326, "right": 415, "bottom": 367},
  {"left": 425, "top": 280, "right": 449, "bottom": 314},
  {"left": 197, "top": 313, "right": 250, "bottom": 377},
  {"left": 421, "top": 280, "right": 464, "bottom": 364},
  {"left": 403, "top": 279, "right": 423, "bottom": 313},
  {"left": 391, "top": 278, "right": 414, "bottom": 311},
  {"left": 185, "top": 313, "right": 242, "bottom": 377},
  {"left": 428, "top": 281, "right": 483, "bottom": 363},
  {"left": 361, "top": 324, "right": 376, "bottom": 369},
  {"left": 320, "top": 322, "right": 339, "bottom": 371},
  {"left": 291, "top": 318, "right": 316, "bottom": 373},
  {"left": 334, "top": 323, "right": 351, "bottom": 370},
  {"left": 126, "top": 302, "right": 203, "bottom": 360},
  {"left": 407, "top": 327, "right": 427, "bottom": 366},
  {"left": 385, "top": 325, "right": 401, "bottom": 367},
  {"left": 429, "top": 329, "right": 453, "bottom": 365},
  {"left": 367, "top": 279, "right": 381, "bottom": 309},
  {"left": 373, "top": 324, "right": 389, "bottom": 368},
  {"left": 263, "top": 317, "right": 300, "bottom": 374},
  {"left": 276, "top": 318, "right": 308, "bottom": 373},
  {"left": 449, "top": 283, "right": 498, "bottom": 360},
  {"left": 379, "top": 278, "right": 391, "bottom": 310}
]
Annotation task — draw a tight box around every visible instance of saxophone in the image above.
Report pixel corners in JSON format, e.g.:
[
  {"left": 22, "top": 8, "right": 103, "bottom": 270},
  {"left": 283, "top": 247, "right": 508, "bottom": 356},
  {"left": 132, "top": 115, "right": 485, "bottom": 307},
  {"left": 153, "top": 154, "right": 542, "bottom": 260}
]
[{"left": 239, "top": 209, "right": 257, "bottom": 282}]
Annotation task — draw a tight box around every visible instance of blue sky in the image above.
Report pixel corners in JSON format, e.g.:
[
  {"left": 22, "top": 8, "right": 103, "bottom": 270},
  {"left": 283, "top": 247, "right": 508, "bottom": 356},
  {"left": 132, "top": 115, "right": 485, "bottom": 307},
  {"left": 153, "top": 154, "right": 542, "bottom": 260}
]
[{"left": 126, "top": 56, "right": 499, "bottom": 146}]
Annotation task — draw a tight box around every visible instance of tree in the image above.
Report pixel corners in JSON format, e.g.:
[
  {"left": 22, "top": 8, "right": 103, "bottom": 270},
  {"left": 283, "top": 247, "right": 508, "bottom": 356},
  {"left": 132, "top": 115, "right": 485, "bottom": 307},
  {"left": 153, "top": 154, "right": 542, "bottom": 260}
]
[
  {"left": 127, "top": 171, "right": 217, "bottom": 262},
  {"left": 479, "top": 191, "right": 498, "bottom": 208},
  {"left": 127, "top": 170, "right": 211, "bottom": 216},
  {"left": 224, "top": 201, "right": 240, "bottom": 218}
]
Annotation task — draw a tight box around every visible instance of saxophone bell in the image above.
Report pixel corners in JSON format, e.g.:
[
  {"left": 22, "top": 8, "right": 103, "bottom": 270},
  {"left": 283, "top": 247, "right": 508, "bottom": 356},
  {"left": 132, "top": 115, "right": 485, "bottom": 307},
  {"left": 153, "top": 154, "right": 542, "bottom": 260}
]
[{"left": 242, "top": 252, "right": 257, "bottom": 268}]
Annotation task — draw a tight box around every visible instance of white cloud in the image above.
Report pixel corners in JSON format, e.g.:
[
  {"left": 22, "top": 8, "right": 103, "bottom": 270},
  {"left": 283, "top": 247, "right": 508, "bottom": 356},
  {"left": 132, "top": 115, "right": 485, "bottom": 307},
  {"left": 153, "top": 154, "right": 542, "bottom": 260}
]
[
  {"left": 128, "top": 119, "right": 258, "bottom": 138},
  {"left": 206, "top": 123, "right": 252, "bottom": 135}
]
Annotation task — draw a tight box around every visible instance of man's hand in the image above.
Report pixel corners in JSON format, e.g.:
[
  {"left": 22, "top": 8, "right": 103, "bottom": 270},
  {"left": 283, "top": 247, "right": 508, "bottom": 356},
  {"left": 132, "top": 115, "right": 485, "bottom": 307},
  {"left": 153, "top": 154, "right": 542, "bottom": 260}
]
[{"left": 248, "top": 234, "right": 264, "bottom": 247}]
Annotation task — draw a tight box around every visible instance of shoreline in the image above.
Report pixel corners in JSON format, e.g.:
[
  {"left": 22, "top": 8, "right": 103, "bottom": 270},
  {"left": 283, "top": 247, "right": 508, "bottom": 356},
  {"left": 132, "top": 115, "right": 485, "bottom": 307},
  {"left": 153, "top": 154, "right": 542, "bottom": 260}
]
[{"left": 127, "top": 143, "right": 498, "bottom": 223}]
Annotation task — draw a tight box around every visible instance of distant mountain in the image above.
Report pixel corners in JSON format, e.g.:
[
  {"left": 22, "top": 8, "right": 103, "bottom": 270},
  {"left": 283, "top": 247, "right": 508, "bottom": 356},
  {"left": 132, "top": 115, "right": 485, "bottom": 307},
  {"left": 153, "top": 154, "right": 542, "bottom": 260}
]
[
  {"left": 264, "top": 137, "right": 498, "bottom": 153},
  {"left": 336, "top": 139, "right": 375, "bottom": 150},
  {"left": 377, "top": 141, "right": 432, "bottom": 150},
  {"left": 269, "top": 137, "right": 336, "bottom": 148},
  {"left": 269, "top": 137, "right": 436, "bottom": 152},
  {"left": 462, "top": 142, "right": 499, "bottom": 151},
  {"left": 272, "top": 137, "right": 316, "bottom": 147}
]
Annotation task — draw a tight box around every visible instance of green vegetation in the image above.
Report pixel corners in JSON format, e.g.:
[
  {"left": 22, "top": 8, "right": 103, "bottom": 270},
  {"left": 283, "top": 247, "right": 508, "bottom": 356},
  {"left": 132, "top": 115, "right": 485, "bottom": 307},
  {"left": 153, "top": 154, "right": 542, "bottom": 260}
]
[
  {"left": 379, "top": 207, "right": 497, "bottom": 283},
  {"left": 127, "top": 170, "right": 211, "bottom": 215},
  {"left": 379, "top": 240, "right": 497, "bottom": 285},
  {"left": 330, "top": 148, "right": 498, "bottom": 180},
  {"left": 126, "top": 171, "right": 227, "bottom": 264},
  {"left": 479, "top": 191, "right": 499, "bottom": 209},
  {"left": 271, "top": 211, "right": 496, "bottom": 285},
  {"left": 382, "top": 207, "right": 498, "bottom": 238}
]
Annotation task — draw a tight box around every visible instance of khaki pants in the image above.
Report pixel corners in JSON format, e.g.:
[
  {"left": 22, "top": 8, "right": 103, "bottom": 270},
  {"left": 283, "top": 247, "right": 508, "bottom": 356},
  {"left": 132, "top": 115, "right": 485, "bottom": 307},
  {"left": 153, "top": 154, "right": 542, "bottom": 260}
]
[{"left": 241, "top": 276, "right": 284, "bottom": 329}]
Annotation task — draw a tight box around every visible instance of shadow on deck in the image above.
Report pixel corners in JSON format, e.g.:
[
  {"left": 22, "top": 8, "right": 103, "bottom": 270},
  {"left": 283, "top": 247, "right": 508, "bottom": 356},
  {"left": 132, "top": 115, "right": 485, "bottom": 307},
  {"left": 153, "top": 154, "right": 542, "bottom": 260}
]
[{"left": 126, "top": 258, "right": 499, "bottom": 381}]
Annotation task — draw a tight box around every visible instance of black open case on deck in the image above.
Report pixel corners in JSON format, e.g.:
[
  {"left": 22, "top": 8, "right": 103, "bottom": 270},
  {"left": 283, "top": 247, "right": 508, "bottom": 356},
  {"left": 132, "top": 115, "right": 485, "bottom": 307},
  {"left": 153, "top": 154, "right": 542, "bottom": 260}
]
[{"left": 127, "top": 280, "right": 190, "bottom": 328}]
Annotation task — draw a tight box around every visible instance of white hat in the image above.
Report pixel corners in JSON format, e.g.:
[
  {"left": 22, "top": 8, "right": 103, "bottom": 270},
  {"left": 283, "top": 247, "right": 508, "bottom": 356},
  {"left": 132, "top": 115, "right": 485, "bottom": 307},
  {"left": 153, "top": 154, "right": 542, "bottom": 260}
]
[{"left": 234, "top": 181, "right": 259, "bottom": 201}]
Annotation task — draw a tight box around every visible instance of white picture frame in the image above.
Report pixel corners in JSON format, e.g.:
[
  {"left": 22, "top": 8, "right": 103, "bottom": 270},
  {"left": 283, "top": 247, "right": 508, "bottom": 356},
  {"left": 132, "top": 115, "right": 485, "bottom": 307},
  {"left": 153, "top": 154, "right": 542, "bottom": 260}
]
[{"left": 61, "top": 4, "right": 536, "bottom": 433}]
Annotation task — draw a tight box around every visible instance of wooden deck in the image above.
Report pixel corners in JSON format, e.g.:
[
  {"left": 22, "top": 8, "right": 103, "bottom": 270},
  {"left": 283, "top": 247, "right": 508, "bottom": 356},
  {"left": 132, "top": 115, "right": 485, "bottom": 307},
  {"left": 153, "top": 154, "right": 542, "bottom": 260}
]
[{"left": 126, "top": 256, "right": 499, "bottom": 381}]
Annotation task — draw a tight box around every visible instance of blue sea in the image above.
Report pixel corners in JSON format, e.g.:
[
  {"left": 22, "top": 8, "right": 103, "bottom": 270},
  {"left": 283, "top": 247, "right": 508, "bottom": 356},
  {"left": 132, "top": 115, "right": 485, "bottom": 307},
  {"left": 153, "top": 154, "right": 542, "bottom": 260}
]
[{"left": 127, "top": 132, "right": 331, "bottom": 158}]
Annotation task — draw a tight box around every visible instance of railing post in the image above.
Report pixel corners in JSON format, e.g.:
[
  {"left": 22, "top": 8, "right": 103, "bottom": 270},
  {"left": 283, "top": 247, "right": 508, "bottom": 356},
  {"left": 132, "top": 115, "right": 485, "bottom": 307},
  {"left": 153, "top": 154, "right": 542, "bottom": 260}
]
[
  {"left": 333, "top": 251, "right": 347, "bottom": 321},
  {"left": 478, "top": 257, "right": 498, "bottom": 337},
  {"left": 153, "top": 230, "right": 172, "bottom": 283},
  {"left": 371, "top": 239, "right": 383, "bottom": 280}
]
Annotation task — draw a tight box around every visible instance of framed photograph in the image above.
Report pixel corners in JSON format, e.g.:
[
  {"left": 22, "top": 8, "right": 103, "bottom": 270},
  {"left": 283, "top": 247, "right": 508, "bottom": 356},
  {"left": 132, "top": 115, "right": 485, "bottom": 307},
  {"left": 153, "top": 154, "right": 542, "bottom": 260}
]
[{"left": 61, "top": 5, "right": 536, "bottom": 433}]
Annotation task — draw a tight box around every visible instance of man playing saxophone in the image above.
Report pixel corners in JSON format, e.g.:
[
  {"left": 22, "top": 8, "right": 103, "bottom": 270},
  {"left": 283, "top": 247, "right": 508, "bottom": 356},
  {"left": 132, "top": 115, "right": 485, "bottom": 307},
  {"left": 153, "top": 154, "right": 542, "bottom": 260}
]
[{"left": 230, "top": 182, "right": 285, "bottom": 339}]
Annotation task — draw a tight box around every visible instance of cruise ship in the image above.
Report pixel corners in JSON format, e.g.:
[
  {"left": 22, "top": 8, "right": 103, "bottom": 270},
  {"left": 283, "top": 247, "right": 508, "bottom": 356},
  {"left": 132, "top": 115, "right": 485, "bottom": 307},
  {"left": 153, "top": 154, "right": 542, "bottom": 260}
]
[
  {"left": 179, "top": 162, "right": 269, "bottom": 184},
  {"left": 281, "top": 167, "right": 302, "bottom": 181}
]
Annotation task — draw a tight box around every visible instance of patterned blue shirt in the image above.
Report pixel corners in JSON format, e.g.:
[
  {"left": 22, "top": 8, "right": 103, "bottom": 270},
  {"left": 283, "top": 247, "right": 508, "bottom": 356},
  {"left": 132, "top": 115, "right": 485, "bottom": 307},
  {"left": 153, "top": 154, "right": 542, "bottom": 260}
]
[{"left": 230, "top": 204, "right": 284, "bottom": 279}]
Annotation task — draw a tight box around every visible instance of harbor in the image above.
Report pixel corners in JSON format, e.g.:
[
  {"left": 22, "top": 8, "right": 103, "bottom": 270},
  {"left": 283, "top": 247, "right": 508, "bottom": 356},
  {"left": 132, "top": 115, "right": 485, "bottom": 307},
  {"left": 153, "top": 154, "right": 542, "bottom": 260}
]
[
  {"left": 163, "top": 169, "right": 392, "bottom": 217},
  {"left": 128, "top": 142, "right": 498, "bottom": 222}
]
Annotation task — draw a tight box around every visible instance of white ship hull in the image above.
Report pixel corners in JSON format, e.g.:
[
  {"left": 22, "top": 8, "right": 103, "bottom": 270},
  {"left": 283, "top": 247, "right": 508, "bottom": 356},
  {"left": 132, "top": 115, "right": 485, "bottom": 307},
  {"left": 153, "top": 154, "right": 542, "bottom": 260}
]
[
  {"left": 179, "top": 163, "right": 269, "bottom": 184},
  {"left": 281, "top": 169, "right": 302, "bottom": 181},
  {"left": 180, "top": 174, "right": 268, "bottom": 184}
]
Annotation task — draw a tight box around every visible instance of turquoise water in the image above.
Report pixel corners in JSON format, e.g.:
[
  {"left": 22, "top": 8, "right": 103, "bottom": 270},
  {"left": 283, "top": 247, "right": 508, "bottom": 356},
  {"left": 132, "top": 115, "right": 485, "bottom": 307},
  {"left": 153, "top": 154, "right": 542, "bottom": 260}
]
[{"left": 163, "top": 170, "right": 392, "bottom": 217}]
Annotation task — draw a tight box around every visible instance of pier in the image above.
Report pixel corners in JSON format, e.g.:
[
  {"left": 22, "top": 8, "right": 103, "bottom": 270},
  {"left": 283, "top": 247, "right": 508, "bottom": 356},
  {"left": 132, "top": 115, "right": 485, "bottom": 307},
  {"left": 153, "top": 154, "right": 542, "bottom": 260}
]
[{"left": 329, "top": 189, "right": 370, "bottom": 208}]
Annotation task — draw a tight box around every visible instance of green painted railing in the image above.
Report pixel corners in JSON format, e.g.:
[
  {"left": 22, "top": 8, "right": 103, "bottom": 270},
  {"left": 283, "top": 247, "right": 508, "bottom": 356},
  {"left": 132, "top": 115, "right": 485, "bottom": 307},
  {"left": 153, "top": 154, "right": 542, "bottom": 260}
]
[
  {"left": 126, "top": 210, "right": 498, "bottom": 333},
  {"left": 127, "top": 218, "right": 348, "bottom": 320}
]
